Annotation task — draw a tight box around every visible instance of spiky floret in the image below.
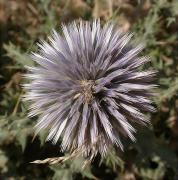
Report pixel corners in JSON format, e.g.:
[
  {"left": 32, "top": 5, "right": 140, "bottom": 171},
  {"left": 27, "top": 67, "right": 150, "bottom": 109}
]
[{"left": 23, "top": 20, "right": 156, "bottom": 158}]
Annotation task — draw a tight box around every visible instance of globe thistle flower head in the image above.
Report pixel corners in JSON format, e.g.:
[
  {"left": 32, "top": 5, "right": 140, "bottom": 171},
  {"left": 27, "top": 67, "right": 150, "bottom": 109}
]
[{"left": 23, "top": 20, "right": 157, "bottom": 159}]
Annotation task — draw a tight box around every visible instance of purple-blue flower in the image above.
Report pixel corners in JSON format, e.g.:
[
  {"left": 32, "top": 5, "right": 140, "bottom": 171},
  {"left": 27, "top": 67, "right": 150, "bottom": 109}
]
[{"left": 23, "top": 20, "right": 156, "bottom": 158}]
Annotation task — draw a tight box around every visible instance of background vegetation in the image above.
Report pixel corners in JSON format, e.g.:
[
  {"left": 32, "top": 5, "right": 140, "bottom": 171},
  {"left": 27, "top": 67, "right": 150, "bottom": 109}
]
[{"left": 0, "top": 0, "right": 178, "bottom": 179}]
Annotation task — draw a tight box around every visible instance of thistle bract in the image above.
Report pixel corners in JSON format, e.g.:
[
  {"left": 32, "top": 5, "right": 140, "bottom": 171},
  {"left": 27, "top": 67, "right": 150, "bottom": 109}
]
[{"left": 24, "top": 20, "right": 156, "bottom": 158}]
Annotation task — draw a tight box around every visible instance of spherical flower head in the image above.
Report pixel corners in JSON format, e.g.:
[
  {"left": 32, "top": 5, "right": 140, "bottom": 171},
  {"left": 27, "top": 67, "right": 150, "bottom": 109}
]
[{"left": 23, "top": 20, "right": 157, "bottom": 159}]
